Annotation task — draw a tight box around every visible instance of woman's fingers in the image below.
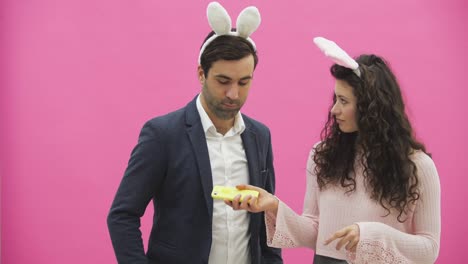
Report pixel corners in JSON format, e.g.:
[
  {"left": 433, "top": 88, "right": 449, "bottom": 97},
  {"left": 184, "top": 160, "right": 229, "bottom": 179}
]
[
  {"left": 224, "top": 185, "right": 274, "bottom": 213},
  {"left": 325, "top": 224, "right": 360, "bottom": 252},
  {"left": 324, "top": 227, "right": 347, "bottom": 245},
  {"left": 346, "top": 238, "right": 359, "bottom": 252},
  {"left": 335, "top": 233, "right": 353, "bottom": 250}
]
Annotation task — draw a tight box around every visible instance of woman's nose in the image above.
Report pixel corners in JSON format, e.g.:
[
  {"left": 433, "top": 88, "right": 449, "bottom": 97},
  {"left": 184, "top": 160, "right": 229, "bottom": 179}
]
[{"left": 330, "top": 102, "right": 340, "bottom": 115}]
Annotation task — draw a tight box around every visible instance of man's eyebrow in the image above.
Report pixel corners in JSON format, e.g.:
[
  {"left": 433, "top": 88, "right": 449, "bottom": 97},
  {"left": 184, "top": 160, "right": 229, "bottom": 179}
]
[
  {"left": 214, "top": 75, "right": 253, "bottom": 81},
  {"left": 214, "top": 74, "right": 232, "bottom": 80}
]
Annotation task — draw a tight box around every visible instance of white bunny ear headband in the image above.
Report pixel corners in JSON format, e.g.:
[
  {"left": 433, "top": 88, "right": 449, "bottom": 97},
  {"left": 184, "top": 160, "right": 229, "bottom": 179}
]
[
  {"left": 198, "top": 1, "right": 261, "bottom": 64},
  {"left": 313, "top": 37, "right": 361, "bottom": 77}
]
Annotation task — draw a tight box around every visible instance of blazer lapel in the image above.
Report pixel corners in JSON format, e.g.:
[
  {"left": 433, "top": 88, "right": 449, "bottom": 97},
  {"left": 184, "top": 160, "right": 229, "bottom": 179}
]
[
  {"left": 185, "top": 98, "right": 213, "bottom": 218},
  {"left": 241, "top": 122, "right": 261, "bottom": 187}
]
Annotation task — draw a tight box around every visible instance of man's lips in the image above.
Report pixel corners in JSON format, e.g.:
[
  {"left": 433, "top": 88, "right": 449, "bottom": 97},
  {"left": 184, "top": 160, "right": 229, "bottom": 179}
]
[{"left": 222, "top": 103, "right": 239, "bottom": 109}]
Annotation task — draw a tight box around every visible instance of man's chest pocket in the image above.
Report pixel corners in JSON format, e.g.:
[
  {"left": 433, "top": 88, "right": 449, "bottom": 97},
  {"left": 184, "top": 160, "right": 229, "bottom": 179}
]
[{"left": 260, "top": 168, "right": 269, "bottom": 186}]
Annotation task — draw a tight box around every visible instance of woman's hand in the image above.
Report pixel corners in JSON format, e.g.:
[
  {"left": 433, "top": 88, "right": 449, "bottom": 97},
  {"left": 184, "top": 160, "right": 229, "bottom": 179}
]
[
  {"left": 224, "top": 184, "right": 279, "bottom": 215},
  {"left": 324, "top": 224, "right": 360, "bottom": 253}
]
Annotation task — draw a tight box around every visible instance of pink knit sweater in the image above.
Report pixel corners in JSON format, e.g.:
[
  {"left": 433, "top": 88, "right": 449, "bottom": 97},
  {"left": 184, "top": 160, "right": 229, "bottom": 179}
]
[{"left": 265, "top": 150, "right": 440, "bottom": 264}]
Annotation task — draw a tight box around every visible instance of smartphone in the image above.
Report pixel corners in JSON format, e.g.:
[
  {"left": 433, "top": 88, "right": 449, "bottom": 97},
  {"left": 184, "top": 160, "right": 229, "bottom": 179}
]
[{"left": 211, "top": 186, "right": 259, "bottom": 202}]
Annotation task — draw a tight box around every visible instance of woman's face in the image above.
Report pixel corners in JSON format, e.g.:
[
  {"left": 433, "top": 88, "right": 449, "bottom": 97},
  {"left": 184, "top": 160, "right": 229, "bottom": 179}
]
[{"left": 331, "top": 80, "right": 358, "bottom": 133}]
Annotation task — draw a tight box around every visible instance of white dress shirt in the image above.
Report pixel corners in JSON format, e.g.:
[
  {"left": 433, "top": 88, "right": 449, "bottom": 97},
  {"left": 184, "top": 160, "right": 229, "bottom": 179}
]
[{"left": 196, "top": 94, "right": 252, "bottom": 264}]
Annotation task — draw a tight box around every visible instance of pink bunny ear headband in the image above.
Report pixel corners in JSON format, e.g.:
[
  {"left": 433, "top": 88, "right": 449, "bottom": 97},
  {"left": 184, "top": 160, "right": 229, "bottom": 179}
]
[
  {"left": 313, "top": 37, "right": 361, "bottom": 77},
  {"left": 198, "top": 1, "right": 261, "bottom": 64}
]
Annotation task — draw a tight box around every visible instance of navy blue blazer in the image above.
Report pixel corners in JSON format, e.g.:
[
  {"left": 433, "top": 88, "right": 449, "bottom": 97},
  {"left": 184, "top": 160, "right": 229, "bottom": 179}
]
[{"left": 108, "top": 96, "right": 282, "bottom": 264}]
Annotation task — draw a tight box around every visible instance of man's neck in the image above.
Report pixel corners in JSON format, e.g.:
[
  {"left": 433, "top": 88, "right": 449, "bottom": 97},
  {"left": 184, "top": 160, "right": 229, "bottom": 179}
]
[{"left": 209, "top": 115, "right": 234, "bottom": 135}]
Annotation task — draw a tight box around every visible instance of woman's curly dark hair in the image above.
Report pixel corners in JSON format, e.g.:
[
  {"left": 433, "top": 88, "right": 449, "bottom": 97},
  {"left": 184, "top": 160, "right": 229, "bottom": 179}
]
[{"left": 313, "top": 54, "right": 429, "bottom": 222}]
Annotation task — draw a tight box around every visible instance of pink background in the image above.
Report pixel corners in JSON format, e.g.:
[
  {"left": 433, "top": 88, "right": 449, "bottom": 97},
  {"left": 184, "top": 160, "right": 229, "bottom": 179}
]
[{"left": 1, "top": 0, "right": 466, "bottom": 263}]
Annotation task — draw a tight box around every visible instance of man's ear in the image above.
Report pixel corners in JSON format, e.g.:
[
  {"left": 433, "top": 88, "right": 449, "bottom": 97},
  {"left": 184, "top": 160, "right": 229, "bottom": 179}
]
[{"left": 197, "top": 66, "right": 205, "bottom": 85}]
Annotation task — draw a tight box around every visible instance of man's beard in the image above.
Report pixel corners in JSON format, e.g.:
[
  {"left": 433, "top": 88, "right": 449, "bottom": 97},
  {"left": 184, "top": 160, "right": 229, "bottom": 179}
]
[{"left": 202, "top": 83, "right": 242, "bottom": 120}]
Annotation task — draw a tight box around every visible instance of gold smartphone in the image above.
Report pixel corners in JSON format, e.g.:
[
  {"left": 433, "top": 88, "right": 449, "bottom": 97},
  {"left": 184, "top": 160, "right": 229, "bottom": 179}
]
[{"left": 211, "top": 186, "right": 259, "bottom": 202}]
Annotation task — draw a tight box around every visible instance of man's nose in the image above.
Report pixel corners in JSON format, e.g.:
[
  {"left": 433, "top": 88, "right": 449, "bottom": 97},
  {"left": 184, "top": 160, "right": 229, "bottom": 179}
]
[{"left": 226, "top": 84, "right": 239, "bottom": 100}]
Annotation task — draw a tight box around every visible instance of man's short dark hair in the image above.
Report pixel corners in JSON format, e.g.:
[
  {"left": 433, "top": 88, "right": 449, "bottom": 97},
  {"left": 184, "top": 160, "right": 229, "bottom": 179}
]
[{"left": 199, "top": 31, "right": 259, "bottom": 76}]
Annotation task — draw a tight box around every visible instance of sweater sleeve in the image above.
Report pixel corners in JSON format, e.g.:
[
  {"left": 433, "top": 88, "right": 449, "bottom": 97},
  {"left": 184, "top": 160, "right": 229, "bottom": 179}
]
[
  {"left": 349, "top": 153, "right": 441, "bottom": 264},
  {"left": 264, "top": 149, "right": 320, "bottom": 249}
]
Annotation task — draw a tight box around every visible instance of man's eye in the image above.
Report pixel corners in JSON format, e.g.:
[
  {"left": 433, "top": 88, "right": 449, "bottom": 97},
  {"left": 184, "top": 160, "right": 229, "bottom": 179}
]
[
  {"left": 239, "top": 82, "right": 248, "bottom": 86},
  {"left": 340, "top": 99, "right": 347, "bottom": 104},
  {"left": 218, "top": 80, "right": 229, "bottom": 85}
]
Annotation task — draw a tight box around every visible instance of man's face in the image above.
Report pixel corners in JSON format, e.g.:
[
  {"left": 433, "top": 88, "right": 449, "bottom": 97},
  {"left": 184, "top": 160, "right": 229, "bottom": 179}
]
[{"left": 199, "top": 55, "right": 255, "bottom": 121}]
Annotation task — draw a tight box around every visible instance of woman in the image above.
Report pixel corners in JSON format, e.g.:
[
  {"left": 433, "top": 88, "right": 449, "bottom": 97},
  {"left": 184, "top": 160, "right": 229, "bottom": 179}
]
[{"left": 226, "top": 37, "right": 441, "bottom": 264}]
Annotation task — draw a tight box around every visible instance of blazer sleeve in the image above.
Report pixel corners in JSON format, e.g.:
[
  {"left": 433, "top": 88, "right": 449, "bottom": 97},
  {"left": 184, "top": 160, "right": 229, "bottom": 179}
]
[
  {"left": 260, "top": 131, "right": 283, "bottom": 263},
  {"left": 107, "top": 120, "right": 168, "bottom": 264}
]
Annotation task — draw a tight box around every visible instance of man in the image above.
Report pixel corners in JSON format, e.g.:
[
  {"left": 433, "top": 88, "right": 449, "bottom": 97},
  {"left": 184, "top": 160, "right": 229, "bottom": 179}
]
[{"left": 107, "top": 2, "right": 282, "bottom": 263}]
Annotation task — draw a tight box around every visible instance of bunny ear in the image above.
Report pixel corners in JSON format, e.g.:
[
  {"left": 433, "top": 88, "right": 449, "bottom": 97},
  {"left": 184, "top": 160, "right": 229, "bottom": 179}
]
[
  {"left": 198, "top": 2, "right": 261, "bottom": 64},
  {"left": 313, "top": 37, "right": 360, "bottom": 76},
  {"left": 207, "top": 2, "right": 232, "bottom": 35},
  {"left": 236, "top": 6, "right": 261, "bottom": 38}
]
